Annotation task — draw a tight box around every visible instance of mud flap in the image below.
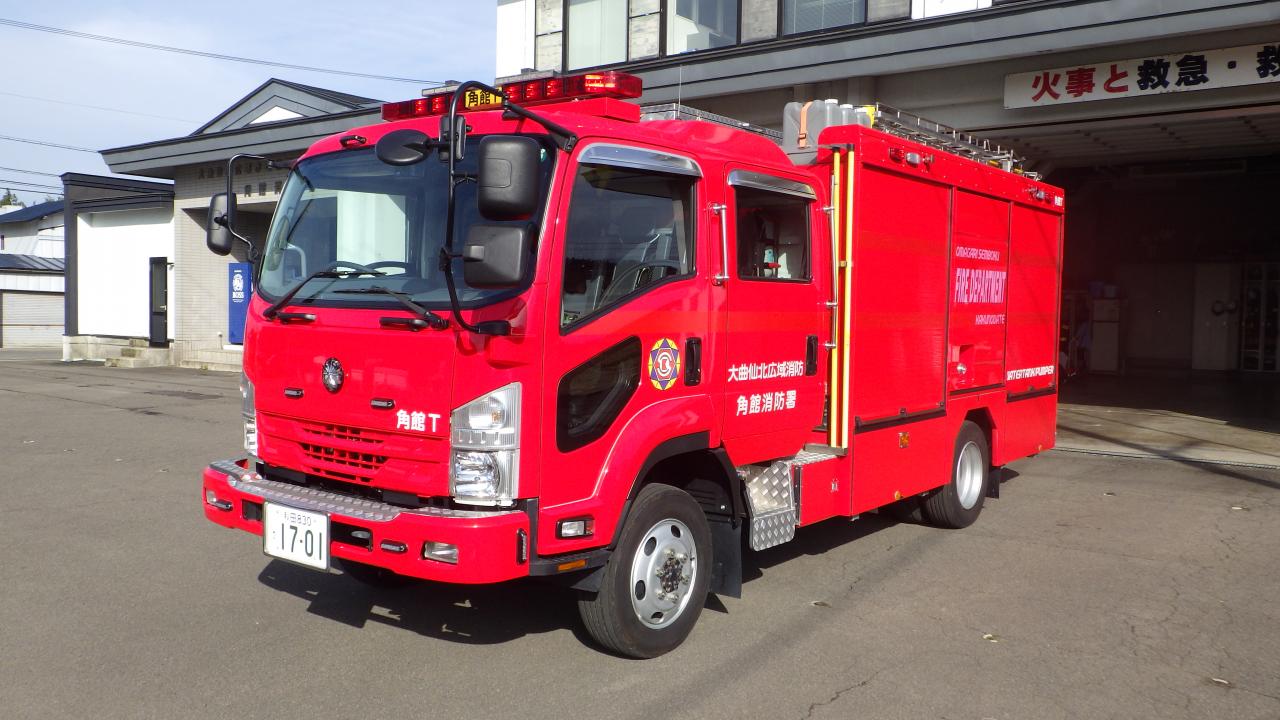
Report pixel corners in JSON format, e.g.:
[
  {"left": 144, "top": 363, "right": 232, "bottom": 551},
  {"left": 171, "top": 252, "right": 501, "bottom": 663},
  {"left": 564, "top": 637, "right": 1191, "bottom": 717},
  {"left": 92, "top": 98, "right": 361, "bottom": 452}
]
[{"left": 709, "top": 517, "right": 742, "bottom": 598}]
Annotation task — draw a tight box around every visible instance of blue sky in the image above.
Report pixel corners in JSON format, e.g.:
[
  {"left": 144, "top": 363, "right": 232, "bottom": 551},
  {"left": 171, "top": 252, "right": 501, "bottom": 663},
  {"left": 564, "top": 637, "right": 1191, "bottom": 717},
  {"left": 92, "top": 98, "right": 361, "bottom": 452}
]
[{"left": 0, "top": 1, "right": 497, "bottom": 204}]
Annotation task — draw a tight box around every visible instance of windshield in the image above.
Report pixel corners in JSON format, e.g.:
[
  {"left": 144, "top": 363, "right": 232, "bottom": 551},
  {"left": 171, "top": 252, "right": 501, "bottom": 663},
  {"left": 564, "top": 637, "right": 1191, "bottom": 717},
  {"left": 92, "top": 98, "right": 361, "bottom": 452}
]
[{"left": 257, "top": 137, "right": 554, "bottom": 308}]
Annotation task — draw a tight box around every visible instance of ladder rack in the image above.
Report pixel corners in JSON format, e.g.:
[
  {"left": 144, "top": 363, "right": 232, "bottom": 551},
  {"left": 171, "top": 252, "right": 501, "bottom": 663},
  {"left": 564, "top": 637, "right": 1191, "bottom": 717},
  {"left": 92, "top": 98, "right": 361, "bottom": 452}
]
[{"left": 868, "top": 103, "right": 1038, "bottom": 178}]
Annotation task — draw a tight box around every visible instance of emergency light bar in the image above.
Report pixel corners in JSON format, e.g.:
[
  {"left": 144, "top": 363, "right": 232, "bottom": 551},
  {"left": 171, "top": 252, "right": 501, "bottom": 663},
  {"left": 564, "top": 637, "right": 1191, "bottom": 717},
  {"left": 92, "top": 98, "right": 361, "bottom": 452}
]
[{"left": 382, "top": 71, "right": 643, "bottom": 122}]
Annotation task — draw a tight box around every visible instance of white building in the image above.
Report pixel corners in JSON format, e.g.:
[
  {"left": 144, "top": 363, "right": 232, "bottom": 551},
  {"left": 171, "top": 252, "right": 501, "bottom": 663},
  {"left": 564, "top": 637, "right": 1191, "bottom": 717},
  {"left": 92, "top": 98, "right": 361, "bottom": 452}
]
[
  {"left": 0, "top": 201, "right": 66, "bottom": 347},
  {"left": 73, "top": 80, "right": 382, "bottom": 369}
]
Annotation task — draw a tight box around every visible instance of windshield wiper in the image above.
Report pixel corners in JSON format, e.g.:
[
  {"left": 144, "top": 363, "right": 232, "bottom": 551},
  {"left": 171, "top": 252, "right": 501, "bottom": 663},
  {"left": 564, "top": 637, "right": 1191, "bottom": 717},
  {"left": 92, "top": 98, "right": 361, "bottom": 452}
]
[
  {"left": 334, "top": 285, "right": 449, "bottom": 330},
  {"left": 263, "top": 267, "right": 384, "bottom": 320}
]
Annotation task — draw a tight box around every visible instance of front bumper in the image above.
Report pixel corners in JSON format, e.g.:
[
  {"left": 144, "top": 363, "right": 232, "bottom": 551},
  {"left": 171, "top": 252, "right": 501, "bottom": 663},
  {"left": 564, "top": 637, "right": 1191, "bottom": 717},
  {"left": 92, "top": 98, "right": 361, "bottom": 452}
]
[{"left": 202, "top": 459, "right": 530, "bottom": 584}]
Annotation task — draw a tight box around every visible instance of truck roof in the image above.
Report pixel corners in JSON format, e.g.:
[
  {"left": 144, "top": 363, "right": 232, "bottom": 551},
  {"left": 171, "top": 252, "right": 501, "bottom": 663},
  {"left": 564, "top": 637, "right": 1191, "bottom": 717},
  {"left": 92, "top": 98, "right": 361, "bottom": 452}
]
[{"left": 300, "top": 95, "right": 1062, "bottom": 208}]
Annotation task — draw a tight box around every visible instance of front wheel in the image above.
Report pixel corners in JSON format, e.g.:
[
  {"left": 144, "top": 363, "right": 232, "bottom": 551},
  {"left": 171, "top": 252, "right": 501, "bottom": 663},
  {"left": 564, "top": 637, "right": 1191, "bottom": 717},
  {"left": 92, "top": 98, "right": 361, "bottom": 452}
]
[
  {"left": 920, "top": 420, "right": 989, "bottom": 529},
  {"left": 578, "top": 484, "right": 712, "bottom": 658}
]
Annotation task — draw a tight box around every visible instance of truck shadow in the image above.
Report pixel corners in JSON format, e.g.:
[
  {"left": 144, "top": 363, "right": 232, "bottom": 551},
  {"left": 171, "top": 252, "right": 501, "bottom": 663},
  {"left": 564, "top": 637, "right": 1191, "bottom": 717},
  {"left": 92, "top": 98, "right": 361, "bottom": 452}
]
[
  {"left": 743, "top": 467, "right": 1022, "bottom": 580},
  {"left": 255, "top": 469, "right": 1023, "bottom": 645},
  {"left": 257, "top": 561, "right": 584, "bottom": 645}
]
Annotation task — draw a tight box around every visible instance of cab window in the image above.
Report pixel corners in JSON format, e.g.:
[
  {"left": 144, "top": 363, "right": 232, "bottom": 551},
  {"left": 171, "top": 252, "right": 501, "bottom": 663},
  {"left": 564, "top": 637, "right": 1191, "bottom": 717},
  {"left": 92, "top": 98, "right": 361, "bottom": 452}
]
[
  {"left": 560, "top": 165, "right": 695, "bottom": 327},
  {"left": 735, "top": 186, "right": 811, "bottom": 281}
]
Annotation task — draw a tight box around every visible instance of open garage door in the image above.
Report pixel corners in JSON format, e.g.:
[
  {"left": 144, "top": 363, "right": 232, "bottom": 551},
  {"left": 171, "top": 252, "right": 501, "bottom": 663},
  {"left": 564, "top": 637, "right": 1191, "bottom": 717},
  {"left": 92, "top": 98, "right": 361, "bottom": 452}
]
[
  {"left": 2, "top": 292, "right": 64, "bottom": 347},
  {"left": 975, "top": 104, "right": 1280, "bottom": 468}
]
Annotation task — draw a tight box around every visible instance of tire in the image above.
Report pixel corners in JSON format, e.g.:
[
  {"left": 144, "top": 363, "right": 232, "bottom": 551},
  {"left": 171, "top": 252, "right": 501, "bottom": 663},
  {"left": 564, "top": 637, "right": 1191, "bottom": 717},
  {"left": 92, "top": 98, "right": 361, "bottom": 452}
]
[
  {"left": 337, "top": 558, "right": 412, "bottom": 588},
  {"left": 920, "top": 420, "right": 989, "bottom": 529},
  {"left": 578, "top": 484, "right": 712, "bottom": 658}
]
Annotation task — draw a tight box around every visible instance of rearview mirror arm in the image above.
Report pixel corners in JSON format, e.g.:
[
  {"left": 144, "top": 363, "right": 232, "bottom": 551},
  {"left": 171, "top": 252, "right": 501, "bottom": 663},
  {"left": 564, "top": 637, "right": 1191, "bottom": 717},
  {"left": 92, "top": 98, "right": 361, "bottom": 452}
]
[
  {"left": 212, "top": 214, "right": 257, "bottom": 260},
  {"left": 215, "top": 152, "right": 290, "bottom": 262},
  {"left": 501, "top": 101, "right": 578, "bottom": 152}
]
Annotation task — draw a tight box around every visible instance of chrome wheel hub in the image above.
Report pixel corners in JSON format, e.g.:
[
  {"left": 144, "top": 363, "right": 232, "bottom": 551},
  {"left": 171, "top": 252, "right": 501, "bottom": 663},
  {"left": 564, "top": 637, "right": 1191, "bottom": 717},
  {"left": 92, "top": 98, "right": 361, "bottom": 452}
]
[
  {"left": 629, "top": 519, "right": 696, "bottom": 629},
  {"left": 955, "top": 440, "right": 984, "bottom": 510}
]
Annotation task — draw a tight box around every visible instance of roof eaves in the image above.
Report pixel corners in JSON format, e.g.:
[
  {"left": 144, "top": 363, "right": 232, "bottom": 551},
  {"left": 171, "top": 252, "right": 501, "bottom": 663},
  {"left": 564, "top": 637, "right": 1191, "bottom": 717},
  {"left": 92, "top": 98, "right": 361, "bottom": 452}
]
[{"left": 102, "top": 106, "right": 380, "bottom": 157}]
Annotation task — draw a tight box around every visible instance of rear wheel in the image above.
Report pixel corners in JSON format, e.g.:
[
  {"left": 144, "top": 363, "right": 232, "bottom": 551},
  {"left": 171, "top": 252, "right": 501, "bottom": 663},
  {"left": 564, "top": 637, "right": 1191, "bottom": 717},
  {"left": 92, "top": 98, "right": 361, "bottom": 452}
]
[
  {"left": 920, "top": 420, "right": 989, "bottom": 529},
  {"left": 578, "top": 484, "right": 711, "bottom": 658}
]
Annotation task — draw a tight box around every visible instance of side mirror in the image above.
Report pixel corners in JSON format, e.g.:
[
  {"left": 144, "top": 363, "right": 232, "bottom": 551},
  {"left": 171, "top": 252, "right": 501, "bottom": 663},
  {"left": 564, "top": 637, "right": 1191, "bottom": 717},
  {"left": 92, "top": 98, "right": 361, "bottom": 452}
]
[
  {"left": 207, "top": 192, "right": 236, "bottom": 256},
  {"left": 477, "top": 136, "right": 540, "bottom": 220},
  {"left": 462, "top": 224, "right": 532, "bottom": 288}
]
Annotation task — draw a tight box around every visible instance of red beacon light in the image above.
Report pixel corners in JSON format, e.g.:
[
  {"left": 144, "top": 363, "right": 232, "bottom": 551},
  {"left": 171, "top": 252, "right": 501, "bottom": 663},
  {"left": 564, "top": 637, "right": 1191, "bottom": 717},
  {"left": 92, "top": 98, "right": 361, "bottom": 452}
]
[{"left": 381, "top": 71, "right": 643, "bottom": 121}]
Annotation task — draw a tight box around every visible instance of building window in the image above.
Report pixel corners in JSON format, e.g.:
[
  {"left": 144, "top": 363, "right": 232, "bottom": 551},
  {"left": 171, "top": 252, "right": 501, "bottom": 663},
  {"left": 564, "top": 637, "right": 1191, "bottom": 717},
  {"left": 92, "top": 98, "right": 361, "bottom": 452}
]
[
  {"left": 667, "top": 0, "right": 738, "bottom": 55},
  {"left": 535, "top": 0, "right": 564, "bottom": 72},
  {"left": 781, "top": 0, "right": 863, "bottom": 34},
  {"left": 629, "top": 0, "right": 661, "bottom": 59},
  {"left": 567, "top": 0, "right": 628, "bottom": 69},
  {"left": 741, "top": 0, "right": 778, "bottom": 41},
  {"left": 866, "top": 0, "right": 909, "bottom": 22}
]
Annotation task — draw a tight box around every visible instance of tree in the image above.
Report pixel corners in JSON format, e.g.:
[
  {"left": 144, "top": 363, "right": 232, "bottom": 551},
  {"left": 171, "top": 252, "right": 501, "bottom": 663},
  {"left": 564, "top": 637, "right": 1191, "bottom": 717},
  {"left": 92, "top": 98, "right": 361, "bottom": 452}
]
[{"left": 0, "top": 189, "right": 26, "bottom": 208}]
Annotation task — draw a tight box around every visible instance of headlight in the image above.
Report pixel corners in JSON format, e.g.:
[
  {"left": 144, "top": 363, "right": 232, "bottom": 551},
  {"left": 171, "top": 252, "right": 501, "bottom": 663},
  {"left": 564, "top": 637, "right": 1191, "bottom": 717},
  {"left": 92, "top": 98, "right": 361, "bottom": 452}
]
[
  {"left": 450, "top": 383, "right": 520, "bottom": 506},
  {"left": 241, "top": 371, "right": 258, "bottom": 456}
]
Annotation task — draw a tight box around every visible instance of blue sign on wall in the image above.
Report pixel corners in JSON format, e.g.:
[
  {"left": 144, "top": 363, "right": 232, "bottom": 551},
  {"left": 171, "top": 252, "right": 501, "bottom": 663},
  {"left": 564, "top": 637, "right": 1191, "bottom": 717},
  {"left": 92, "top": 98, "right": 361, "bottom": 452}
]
[{"left": 228, "top": 263, "right": 251, "bottom": 345}]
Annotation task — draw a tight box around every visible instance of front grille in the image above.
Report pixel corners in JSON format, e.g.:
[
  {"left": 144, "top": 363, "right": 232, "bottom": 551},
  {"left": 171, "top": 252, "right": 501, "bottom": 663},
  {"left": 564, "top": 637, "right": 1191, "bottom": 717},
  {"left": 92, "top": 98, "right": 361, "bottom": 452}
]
[
  {"left": 294, "top": 421, "right": 391, "bottom": 482},
  {"left": 299, "top": 443, "right": 388, "bottom": 483},
  {"left": 299, "top": 421, "right": 385, "bottom": 445}
]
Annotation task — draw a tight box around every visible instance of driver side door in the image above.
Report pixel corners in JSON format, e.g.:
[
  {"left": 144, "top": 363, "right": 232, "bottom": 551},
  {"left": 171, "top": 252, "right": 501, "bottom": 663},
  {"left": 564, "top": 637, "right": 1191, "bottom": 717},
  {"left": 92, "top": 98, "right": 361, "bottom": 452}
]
[{"left": 537, "top": 142, "right": 715, "bottom": 556}]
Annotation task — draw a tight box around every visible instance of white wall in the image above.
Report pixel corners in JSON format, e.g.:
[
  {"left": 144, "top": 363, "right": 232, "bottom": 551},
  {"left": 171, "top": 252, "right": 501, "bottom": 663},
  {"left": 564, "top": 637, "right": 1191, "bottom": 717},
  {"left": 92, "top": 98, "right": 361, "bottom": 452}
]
[
  {"left": 77, "top": 207, "right": 175, "bottom": 339},
  {"left": 0, "top": 211, "right": 64, "bottom": 239},
  {"left": 1, "top": 235, "right": 64, "bottom": 258},
  {"left": 497, "top": 0, "right": 535, "bottom": 78},
  {"left": 0, "top": 274, "right": 63, "bottom": 292}
]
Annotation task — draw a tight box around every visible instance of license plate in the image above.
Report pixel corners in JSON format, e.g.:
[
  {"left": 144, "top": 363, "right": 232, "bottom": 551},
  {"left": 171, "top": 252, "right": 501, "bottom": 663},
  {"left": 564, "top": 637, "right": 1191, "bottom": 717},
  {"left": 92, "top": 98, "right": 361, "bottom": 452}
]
[
  {"left": 463, "top": 89, "right": 503, "bottom": 109},
  {"left": 263, "top": 503, "right": 329, "bottom": 570}
]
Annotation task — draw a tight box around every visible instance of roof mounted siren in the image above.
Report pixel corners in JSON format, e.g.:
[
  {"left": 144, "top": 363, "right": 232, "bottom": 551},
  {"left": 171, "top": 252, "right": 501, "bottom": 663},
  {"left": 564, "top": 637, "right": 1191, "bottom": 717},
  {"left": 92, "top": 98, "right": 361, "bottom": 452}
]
[{"left": 382, "top": 71, "right": 643, "bottom": 121}]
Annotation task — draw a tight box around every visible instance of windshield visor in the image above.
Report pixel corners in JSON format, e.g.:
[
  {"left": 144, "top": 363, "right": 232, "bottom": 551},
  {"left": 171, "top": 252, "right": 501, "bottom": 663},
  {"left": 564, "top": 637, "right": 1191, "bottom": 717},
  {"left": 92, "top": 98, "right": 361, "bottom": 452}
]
[{"left": 257, "top": 138, "right": 553, "bottom": 308}]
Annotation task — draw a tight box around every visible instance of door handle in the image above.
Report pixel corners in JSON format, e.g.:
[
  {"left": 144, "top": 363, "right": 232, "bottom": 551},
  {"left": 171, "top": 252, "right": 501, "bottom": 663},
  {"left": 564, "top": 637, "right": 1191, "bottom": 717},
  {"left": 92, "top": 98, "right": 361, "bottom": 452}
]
[
  {"left": 710, "top": 203, "right": 729, "bottom": 285},
  {"left": 805, "top": 335, "right": 819, "bottom": 376},
  {"left": 685, "top": 337, "right": 702, "bottom": 386}
]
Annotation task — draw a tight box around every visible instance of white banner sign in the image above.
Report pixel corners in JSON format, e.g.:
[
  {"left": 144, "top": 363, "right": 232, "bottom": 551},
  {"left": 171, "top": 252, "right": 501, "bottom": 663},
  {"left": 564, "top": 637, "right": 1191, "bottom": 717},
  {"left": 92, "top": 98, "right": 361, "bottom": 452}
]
[{"left": 1005, "top": 43, "right": 1280, "bottom": 109}]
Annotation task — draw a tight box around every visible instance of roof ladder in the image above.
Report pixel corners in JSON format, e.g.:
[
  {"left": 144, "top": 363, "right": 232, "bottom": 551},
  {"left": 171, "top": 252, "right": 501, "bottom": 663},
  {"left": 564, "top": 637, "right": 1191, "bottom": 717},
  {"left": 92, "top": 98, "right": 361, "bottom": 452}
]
[{"left": 865, "top": 103, "right": 1039, "bottom": 179}]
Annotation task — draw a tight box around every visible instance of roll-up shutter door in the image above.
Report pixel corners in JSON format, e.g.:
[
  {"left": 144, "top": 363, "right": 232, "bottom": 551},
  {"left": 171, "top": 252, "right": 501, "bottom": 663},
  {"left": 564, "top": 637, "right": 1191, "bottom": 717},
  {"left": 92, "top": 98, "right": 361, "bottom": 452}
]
[{"left": 1, "top": 293, "right": 64, "bottom": 346}]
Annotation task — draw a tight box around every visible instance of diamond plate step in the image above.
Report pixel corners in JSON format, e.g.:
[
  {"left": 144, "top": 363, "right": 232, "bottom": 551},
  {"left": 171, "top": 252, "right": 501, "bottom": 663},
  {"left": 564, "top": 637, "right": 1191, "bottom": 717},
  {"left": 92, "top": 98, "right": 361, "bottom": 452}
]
[{"left": 740, "top": 449, "right": 842, "bottom": 551}]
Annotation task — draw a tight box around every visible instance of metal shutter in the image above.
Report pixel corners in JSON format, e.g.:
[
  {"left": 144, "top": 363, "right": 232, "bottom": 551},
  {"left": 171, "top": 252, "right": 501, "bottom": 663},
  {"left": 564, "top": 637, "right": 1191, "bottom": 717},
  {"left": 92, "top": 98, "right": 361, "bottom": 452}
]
[{"left": 1, "top": 293, "right": 64, "bottom": 346}]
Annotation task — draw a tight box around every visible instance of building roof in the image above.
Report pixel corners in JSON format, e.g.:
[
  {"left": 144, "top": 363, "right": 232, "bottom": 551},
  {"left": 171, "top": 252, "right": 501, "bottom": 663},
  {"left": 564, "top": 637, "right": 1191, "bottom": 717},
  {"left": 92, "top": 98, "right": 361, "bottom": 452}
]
[
  {"left": 0, "top": 253, "right": 64, "bottom": 273},
  {"left": 0, "top": 200, "right": 64, "bottom": 225},
  {"left": 269, "top": 79, "right": 379, "bottom": 108},
  {"left": 189, "top": 78, "right": 382, "bottom": 136}
]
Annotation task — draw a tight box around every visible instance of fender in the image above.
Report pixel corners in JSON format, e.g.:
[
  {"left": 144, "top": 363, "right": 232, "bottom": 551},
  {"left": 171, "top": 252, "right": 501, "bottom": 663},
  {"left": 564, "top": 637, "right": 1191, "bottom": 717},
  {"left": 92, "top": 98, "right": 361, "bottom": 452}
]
[
  {"left": 536, "top": 394, "right": 715, "bottom": 555},
  {"left": 561, "top": 432, "right": 745, "bottom": 597}
]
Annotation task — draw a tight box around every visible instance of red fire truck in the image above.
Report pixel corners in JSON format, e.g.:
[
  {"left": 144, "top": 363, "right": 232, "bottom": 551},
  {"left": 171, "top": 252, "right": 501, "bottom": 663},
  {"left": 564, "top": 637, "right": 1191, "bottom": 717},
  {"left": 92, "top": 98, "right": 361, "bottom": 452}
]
[{"left": 201, "top": 71, "right": 1063, "bottom": 658}]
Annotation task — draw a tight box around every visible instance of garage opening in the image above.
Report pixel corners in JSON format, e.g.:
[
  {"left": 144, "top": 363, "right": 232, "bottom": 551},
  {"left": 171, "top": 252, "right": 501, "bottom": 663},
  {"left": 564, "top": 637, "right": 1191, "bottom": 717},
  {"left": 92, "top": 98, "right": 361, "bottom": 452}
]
[{"left": 993, "top": 106, "right": 1280, "bottom": 467}]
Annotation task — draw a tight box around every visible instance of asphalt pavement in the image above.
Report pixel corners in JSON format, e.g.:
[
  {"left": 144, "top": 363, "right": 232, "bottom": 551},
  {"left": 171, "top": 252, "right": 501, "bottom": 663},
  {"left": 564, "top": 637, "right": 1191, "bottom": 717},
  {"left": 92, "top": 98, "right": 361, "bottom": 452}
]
[{"left": 1, "top": 354, "right": 1277, "bottom": 720}]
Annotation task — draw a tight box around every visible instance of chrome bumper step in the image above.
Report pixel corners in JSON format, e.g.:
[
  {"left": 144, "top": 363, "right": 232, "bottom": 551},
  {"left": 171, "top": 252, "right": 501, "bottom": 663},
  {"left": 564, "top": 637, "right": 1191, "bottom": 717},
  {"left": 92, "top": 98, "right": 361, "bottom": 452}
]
[{"left": 209, "top": 459, "right": 519, "bottom": 523}]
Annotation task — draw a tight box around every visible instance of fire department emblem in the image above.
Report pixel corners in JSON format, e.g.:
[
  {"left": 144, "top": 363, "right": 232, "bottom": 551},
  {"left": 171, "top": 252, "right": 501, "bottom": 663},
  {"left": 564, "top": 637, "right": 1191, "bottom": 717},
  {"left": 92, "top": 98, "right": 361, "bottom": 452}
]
[
  {"left": 321, "top": 358, "right": 344, "bottom": 393},
  {"left": 647, "top": 338, "right": 681, "bottom": 391}
]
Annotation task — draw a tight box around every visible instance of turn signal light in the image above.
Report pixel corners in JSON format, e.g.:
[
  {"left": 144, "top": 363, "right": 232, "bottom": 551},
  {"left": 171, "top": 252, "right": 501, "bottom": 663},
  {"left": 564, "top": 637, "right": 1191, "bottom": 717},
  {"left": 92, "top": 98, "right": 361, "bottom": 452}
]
[{"left": 382, "top": 71, "right": 643, "bottom": 121}]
